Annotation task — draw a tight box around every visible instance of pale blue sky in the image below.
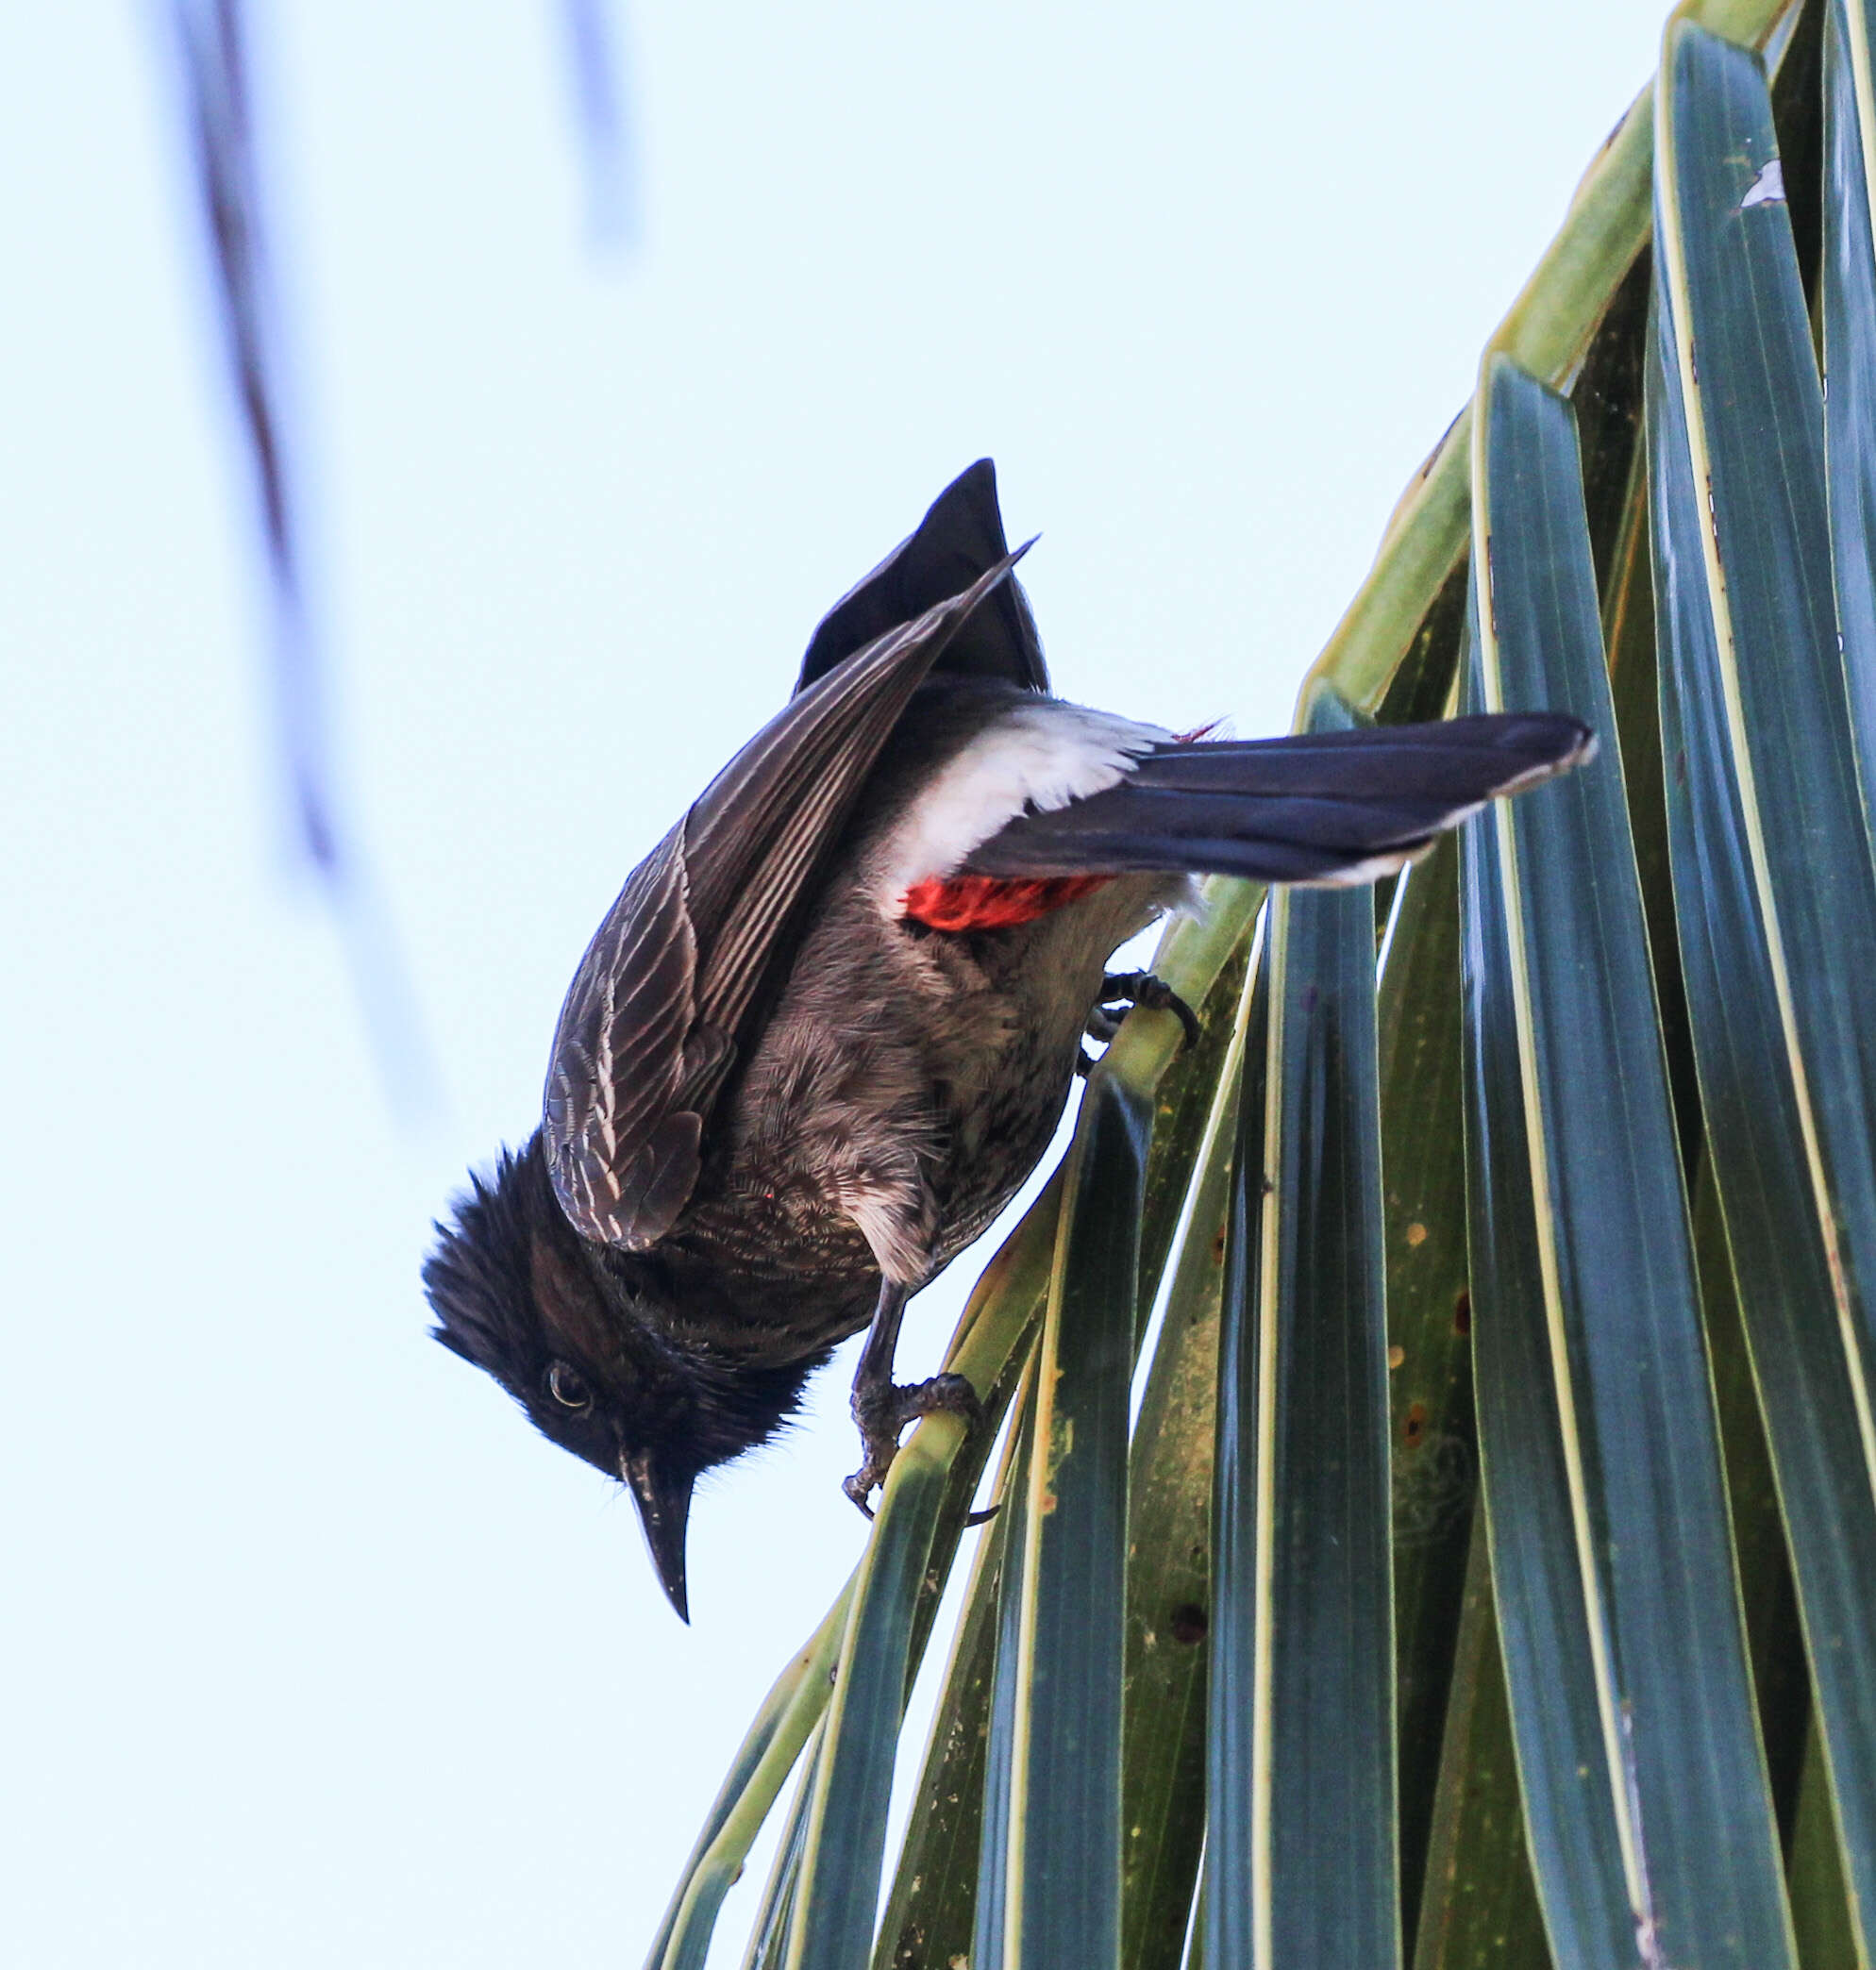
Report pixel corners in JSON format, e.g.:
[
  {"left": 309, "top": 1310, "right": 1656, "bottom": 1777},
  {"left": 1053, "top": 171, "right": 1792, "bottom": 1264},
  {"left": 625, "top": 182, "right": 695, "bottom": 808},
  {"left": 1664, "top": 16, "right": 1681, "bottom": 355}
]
[{"left": 5, "top": 4, "right": 1664, "bottom": 1963}]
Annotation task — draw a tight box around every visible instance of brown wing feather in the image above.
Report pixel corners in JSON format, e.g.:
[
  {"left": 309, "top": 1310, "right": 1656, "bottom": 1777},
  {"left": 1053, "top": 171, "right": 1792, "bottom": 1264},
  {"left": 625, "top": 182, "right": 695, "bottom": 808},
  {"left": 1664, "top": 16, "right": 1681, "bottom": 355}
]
[
  {"left": 543, "top": 828, "right": 700, "bottom": 1247},
  {"left": 544, "top": 549, "right": 1030, "bottom": 1251}
]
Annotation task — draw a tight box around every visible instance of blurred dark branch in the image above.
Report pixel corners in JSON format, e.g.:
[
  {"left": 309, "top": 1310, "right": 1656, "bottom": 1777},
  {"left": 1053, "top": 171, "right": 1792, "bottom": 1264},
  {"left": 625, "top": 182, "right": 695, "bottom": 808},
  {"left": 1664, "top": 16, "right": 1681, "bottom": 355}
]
[
  {"left": 559, "top": 0, "right": 638, "bottom": 250},
  {"left": 165, "top": 0, "right": 440, "bottom": 1119},
  {"left": 172, "top": 0, "right": 332, "bottom": 866}
]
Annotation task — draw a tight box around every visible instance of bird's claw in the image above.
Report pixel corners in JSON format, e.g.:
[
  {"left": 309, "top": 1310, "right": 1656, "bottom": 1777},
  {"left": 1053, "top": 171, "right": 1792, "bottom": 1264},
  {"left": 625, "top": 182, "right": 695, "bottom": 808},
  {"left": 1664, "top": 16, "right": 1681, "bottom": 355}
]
[
  {"left": 844, "top": 1371, "right": 982, "bottom": 1517},
  {"left": 1087, "top": 971, "right": 1201, "bottom": 1054}
]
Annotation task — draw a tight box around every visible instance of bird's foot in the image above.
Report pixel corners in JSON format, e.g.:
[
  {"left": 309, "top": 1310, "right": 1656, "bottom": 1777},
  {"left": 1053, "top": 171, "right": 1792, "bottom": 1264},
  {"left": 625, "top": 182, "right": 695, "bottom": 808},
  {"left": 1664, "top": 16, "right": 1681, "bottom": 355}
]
[
  {"left": 843, "top": 1372, "right": 982, "bottom": 1518},
  {"left": 1085, "top": 970, "right": 1201, "bottom": 1053}
]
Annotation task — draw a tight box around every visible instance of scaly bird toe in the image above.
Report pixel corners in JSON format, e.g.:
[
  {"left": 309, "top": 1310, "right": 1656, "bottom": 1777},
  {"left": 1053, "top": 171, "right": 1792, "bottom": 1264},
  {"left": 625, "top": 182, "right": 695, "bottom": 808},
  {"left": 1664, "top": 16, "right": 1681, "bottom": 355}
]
[
  {"left": 1096, "top": 970, "right": 1201, "bottom": 1052},
  {"left": 844, "top": 1372, "right": 983, "bottom": 1517}
]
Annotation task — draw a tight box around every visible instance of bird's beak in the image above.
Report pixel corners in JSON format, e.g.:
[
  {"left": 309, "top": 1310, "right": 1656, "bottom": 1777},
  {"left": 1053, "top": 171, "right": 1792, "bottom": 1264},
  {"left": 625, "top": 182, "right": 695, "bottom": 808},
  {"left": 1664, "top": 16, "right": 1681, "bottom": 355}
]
[{"left": 623, "top": 1451, "right": 694, "bottom": 1623}]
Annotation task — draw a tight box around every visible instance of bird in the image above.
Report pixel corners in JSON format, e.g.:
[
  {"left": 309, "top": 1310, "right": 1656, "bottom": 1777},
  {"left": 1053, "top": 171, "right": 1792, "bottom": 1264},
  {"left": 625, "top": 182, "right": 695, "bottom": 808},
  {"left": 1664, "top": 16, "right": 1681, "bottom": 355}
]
[{"left": 424, "top": 460, "right": 1592, "bottom": 1621}]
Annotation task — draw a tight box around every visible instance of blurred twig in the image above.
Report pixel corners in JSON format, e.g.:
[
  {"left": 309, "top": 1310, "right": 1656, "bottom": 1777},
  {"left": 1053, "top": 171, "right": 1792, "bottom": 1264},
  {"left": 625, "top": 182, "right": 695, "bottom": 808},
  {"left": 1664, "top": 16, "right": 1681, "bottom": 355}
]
[
  {"left": 171, "top": 0, "right": 328, "bottom": 865},
  {"left": 559, "top": 0, "right": 638, "bottom": 250},
  {"left": 165, "top": 0, "right": 439, "bottom": 1119}
]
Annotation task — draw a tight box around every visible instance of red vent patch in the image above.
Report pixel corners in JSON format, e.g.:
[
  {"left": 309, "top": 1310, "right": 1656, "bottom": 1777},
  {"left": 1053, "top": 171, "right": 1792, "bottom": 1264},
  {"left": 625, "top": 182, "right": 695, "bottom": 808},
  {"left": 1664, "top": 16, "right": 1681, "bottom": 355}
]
[{"left": 900, "top": 872, "right": 1114, "bottom": 932}]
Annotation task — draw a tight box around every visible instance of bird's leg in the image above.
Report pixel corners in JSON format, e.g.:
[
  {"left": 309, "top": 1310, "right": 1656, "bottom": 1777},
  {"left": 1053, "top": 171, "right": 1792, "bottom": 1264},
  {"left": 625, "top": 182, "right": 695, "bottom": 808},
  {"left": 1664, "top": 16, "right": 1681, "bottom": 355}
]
[
  {"left": 1087, "top": 970, "right": 1202, "bottom": 1053},
  {"left": 843, "top": 1278, "right": 981, "bottom": 1517}
]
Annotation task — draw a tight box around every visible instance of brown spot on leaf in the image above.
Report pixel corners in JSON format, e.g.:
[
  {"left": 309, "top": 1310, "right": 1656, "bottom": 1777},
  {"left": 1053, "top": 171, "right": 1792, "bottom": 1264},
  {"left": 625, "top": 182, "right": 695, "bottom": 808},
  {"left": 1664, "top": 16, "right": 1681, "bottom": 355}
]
[
  {"left": 1404, "top": 1401, "right": 1428, "bottom": 1449},
  {"left": 1169, "top": 1603, "right": 1209, "bottom": 1644},
  {"left": 1405, "top": 1221, "right": 1428, "bottom": 1247},
  {"left": 1453, "top": 1288, "right": 1472, "bottom": 1335}
]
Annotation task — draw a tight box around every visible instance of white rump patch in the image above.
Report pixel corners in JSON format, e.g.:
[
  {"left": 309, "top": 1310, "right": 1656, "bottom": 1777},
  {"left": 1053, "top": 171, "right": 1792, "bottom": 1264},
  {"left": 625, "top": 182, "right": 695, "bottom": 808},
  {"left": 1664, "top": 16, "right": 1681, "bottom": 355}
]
[{"left": 876, "top": 699, "right": 1167, "bottom": 910}]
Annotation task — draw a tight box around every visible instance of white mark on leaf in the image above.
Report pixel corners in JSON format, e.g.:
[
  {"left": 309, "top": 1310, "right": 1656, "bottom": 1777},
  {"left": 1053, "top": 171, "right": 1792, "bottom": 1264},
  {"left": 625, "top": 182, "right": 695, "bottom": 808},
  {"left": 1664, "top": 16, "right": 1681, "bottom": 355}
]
[{"left": 1741, "top": 159, "right": 1785, "bottom": 209}]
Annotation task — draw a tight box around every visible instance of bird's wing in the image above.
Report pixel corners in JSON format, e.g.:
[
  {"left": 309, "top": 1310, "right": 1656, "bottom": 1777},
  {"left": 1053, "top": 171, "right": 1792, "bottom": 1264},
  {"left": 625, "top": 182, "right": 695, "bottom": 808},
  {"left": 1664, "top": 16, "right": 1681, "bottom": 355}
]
[
  {"left": 962, "top": 712, "right": 1596, "bottom": 885},
  {"left": 544, "top": 551, "right": 1030, "bottom": 1251},
  {"left": 795, "top": 460, "right": 1049, "bottom": 696}
]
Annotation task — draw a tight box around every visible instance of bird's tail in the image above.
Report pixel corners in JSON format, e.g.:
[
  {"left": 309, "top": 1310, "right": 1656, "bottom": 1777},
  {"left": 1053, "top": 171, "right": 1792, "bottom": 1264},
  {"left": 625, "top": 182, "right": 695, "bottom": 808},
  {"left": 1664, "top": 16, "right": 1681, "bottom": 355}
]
[{"left": 963, "top": 712, "right": 1595, "bottom": 886}]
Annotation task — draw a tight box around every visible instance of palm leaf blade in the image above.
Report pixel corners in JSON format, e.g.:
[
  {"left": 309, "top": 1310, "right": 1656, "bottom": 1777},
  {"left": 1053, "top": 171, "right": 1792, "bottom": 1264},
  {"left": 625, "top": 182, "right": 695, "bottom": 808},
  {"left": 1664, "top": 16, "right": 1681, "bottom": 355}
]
[
  {"left": 646, "top": 1584, "right": 851, "bottom": 1970},
  {"left": 1826, "top": 0, "right": 1876, "bottom": 786},
  {"left": 741, "top": 1733, "right": 820, "bottom": 1970},
  {"left": 1655, "top": 18, "right": 1876, "bottom": 1955},
  {"left": 1118, "top": 1002, "right": 1247, "bottom": 1970},
  {"left": 1210, "top": 685, "right": 1399, "bottom": 1970},
  {"left": 782, "top": 1428, "right": 958, "bottom": 1970},
  {"left": 870, "top": 1381, "right": 1031, "bottom": 1970},
  {"left": 1375, "top": 833, "right": 1483, "bottom": 1946},
  {"left": 999, "top": 1072, "right": 1152, "bottom": 1969},
  {"left": 1410, "top": 1527, "right": 1551, "bottom": 1970},
  {"left": 1466, "top": 351, "right": 1791, "bottom": 1965}
]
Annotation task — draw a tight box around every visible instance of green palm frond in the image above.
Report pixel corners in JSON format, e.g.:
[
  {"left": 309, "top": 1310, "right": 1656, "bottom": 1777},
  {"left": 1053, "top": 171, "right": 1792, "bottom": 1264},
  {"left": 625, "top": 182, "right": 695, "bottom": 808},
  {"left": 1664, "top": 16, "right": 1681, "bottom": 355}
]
[{"left": 648, "top": 1, "right": 1876, "bottom": 1963}]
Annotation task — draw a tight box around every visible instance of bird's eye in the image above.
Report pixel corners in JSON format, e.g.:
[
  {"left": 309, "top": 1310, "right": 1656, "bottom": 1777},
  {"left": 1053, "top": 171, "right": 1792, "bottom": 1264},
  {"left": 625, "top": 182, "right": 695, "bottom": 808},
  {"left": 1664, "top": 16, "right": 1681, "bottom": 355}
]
[{"left": 546, "top": 1361, "right": 593, "bottom": 1411}]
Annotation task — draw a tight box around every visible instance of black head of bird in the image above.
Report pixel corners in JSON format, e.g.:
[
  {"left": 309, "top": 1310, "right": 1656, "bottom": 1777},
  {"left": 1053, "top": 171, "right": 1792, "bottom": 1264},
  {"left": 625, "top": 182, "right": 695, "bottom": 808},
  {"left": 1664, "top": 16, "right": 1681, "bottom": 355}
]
[{"left": 424, "top": 1135, "right": 830, "bottom": 1623}]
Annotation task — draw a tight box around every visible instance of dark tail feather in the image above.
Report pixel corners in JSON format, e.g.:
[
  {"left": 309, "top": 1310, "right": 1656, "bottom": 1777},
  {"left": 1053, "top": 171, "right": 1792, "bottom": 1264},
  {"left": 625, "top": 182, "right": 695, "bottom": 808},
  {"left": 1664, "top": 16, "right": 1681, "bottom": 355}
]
[
  {"left": 795, "top": 460, "right": 1049, "bottom": 697},
  {"left": 965, "top": 712, "right": 1595, "bottom": 886}
]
